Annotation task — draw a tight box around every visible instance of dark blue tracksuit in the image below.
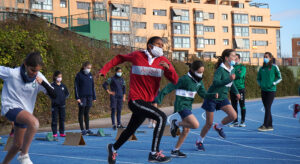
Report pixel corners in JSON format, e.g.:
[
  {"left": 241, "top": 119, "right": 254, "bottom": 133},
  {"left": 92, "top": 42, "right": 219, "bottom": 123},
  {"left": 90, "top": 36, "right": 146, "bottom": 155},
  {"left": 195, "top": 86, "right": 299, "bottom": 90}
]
[
  {"left": 75, "top": 70, "right": 96, "bottom": 130},
  {"left": 103, "top": 75, "right": 126, "bottom": 126},
  {"left": 51, "top": 82, "right": 69, "bottom": 135}
]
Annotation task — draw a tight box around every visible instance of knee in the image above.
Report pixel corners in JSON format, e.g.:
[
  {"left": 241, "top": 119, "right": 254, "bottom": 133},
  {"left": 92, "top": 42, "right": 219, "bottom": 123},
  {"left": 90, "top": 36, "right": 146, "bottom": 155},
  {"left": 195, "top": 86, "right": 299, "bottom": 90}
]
[
  {"left": 191, "top": 122, "right": 199, "bottom": 129},
  {"left": 206, "top": 122, "right": 213, "bottom": 128},
  {"left": 29, "top": 119, "right": 39, "bottom": 130},
  {"left": 12, "top": 141, "right": 23, "bottom": 150},
  {"left": 231, "top": 113, "right": 237, "bottom": 121}
]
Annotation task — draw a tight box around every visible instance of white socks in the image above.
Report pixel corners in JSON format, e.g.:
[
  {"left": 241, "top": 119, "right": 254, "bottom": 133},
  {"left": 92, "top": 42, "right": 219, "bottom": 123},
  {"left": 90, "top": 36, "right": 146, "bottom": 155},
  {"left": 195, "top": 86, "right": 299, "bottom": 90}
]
[
  {"left": 197, "top": 136, "right": 205, "bottom": 143},
  {"left": 216, "top": 123, "right": 224, "bottom": 129},
  {"left": 151, "top": 151, "right": 157, "bottom": 155},
  {"left": 173, "top": 147, "right": 180, "bottom": 151}
]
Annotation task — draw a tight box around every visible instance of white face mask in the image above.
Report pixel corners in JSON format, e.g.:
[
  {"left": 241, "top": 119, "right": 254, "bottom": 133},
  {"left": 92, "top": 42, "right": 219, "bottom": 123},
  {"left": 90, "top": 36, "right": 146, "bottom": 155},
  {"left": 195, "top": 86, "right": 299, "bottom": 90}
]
[
  {"left": 195, "top": 72, "right": 203, "bottom": 78},
  {"left": 56, "top": 77, "right": 62, "bottom": 82},
  {"left": 84, "top": 69, "right": 91, "bottom": 74},
  {"left": 150, "top": 45, "right": 164, "bottom": 57},
  {"left": 116, "top": 72, "right": 122, "bottom": 77}
]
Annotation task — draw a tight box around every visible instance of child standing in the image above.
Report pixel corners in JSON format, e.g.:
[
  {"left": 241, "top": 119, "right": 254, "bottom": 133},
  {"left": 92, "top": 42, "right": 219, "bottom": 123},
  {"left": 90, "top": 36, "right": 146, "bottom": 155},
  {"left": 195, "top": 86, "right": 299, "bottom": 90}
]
[
  {"left": 99, "top": 36, "right": 178, "bottom": 163},
  {"left": 51, "top": 71, "right": 69, "bottom": 138},
  {"left": 155, "top": 60, "right": 217, "bottom": 157},
  {"left": 197, "top": 49, "right": 240, "bottom": 151},
  {"left": 1, "top": 52, "right": 56, "bottom": 164},
  {"left": 102, "top": 67, "right": 126, "bottom": 130}
]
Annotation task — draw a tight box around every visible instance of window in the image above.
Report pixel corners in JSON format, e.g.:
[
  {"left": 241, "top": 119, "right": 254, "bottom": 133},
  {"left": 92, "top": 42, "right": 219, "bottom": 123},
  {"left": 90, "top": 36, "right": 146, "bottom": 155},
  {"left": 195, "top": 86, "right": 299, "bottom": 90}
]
[
  {"left": 112, "top": 34, "right": 130, "bottom": 46},
  {"left": 223, "top": 39, "right": 229, "bottom": 45},
  {"left": 135, "top": 36, "right": 147, "bottom": 43},
  {"left": 172, "top": 51, "right": 187, "bottom": 62},
  {"left": 235, "top": 39, "right": 249, "bottom": 49},
  {"left": 173, "top": 23, "right": 190, "bottom": 35},
  {"left": 77, "top": 2, "right": 90, "bottom": 10},
  {"left": 196, "top": 38, "right": 204, "bottom": 48},
  {"left": 233, "top": 3, "right": 244, "bottom": 8},
  {"left": 153, "top": 9, "right": 167, "bottom": 16},
  {"left": 209, "top": 13, "right": 214, "bottom": 19},
  {"left": 78, "top": 18, "right": 89, "bottom": 25},
  {"left": 33, "top": 12, "right": 53, "bottom": 22},
  {"left": 111, "top": 19, "right": 130, "bottom": 32},
  {"left": 193, "top": 0, "right": 200, "bottom": 3},
  {"left": 32, "top": 0, "right": 52, "bottom": 10},
  {"left": 194, "top": 11, "right": 203, "bottom": 22},
  {"left": 204, "top": 26, "right": 215, "bottom": 32},
  {"left": 202, "top": 52, "right": 216, "bottom": 58},
  {"left": 253, "top": 40, "right": 268, "bottom": 46},
  {"left": 234, "top": 26, "right": 249, "bottom": 37},
  {"left": 236, "top": 51, "right": 250, "bottom": 62},
  {"left": 154, "top": 23, "right": 167, "bottom": 30},
  {"left": 204, "top": 39, "right": 215, "bottom": 45},
  {"left": 223, "top": 26, "right": 228, "bottom": 33},
  {"left": 60, "top": 0, "right": 66, "bottom": 8},
  {"left": 195, "top": 24, "right": 204, "bottom": 35},
  {"left": 298, "top": 52, "right": 300, "bottom": 56},
  {"left": 276, "top": 29, "right": 281, "bottom": 57},
  {"left": 133, "top": 7, "right": 146, "bottom": 15},
  {"left": 222, "top": 14, "right": 228, "bottom": 20},
  {"left": 94, "top": 2, "right": 105, "bottom": 20},
  {"left": 60, "top": 17, "right": 67, "bottom": 24},
  {"left": 17, "top": 0, "right": 24, "bottom": 3},
  {"left": 173, "top": 10, "right": 189, "bottom": 21},
  {"left": 253, "top": 53, "right": 265, "bottom": 58},
  {"left": 251, "top": 16, "right": 263, "bottom": 22},
  {"left": 112, "top": 4, "right": 130, "bottom": 17},
  {"left": 162, "top": 37, "right": 168, "bottom": 43},
  {"left": 297, "top": 41, "right": 300, "bottom": 46},
  {"left": 173, "top": 37, "right": 190, "bottom": 48},
  {"left": 133, "top": 22, "right": 146, "bottom": 29},
  {"left": 233, "top": 14, "right": 248, "bottom": 24},
  {"left": 252, "top": 28, "right": 267, "bottom": 34}
]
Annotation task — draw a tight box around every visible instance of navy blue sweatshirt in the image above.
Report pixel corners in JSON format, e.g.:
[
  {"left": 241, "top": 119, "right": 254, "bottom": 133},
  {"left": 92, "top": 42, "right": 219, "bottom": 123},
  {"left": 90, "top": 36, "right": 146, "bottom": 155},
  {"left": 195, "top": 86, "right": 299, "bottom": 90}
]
[
  {"left": 102, "top": 75, "right": 126, "bottom": 98},
  {"left": 51, "top": 82, "right": 69, "bottom": 107},
  {"left": 74, "top": 70, "right": 96, "bottom": 100}
]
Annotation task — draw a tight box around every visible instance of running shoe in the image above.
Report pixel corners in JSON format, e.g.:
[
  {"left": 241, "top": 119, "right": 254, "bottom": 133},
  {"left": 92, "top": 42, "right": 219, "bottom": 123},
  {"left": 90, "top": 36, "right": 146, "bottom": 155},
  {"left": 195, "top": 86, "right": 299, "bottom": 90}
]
[
  {"left": 267, "top": 126, "right": 274, "bottom": 131},
  {"left": 60, "top": 133, "right": 66, "bottom": 137},
  {"left": 214, "top": 124, "right": 226, "bottom": 139},
  {"left": 81, "top": 130, "right": 87, "bottom": 136},
  {"left": 17, "top": 154, "right": 33, "bottom": 164},
  {"left": 87, "top": 129, "right": 94, "bottom": 135},
  {"left": 170, "top": 119, "right": 179, "bottom": 138},
  {"left": 117, "top": 124, "right": 125, "bottom": 129},
  {"left": 107, "top": 144, "right": 117, "bottom": 164},
  {"left": 229, "top": 121, "right": 239, "bottom": 127},
  {"left": 195, "top": 141, "right": 205, "bottom": 151},
  {"left": 171, "top": 149, "right": 187, "bottom": 158},
  {"left": 258, "top": 125, "right": 268, "bottom": 132},
  {"left": 112, "top": 125, "right": 117, "bottom": 130},
  {"left": 148, "top": 151, "right": 171, "bottom": 163},
  {"left": 239, "top": 122, "right": 246, "bottom": 127},
  {"left": 53, "top": 134, "right": 58, "bottom": 138}
]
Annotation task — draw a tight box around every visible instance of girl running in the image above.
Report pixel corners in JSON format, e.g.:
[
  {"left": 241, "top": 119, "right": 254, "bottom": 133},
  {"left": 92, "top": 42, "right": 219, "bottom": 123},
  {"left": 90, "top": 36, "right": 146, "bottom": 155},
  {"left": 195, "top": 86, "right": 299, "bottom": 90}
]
[
  {"left": 197, "top": 49, "right": 240, "bottom": 151},
  {"left": 75, "top": 61, "right": 96, "bottom": 135},
  {"left": 257, "top": 52, "right": 282, "bottom": 131},
  {"left": 51, "top": 71, "right": 69, "bottom": 138},
  {"left": 155, "top": 60, "right": 217, "bottom": 158},
  {"left": 1, "top": 52, "right": 56, "bottom": 164},
  {"left": 99, "top": 36, "right": 178, "bottom": 164}
]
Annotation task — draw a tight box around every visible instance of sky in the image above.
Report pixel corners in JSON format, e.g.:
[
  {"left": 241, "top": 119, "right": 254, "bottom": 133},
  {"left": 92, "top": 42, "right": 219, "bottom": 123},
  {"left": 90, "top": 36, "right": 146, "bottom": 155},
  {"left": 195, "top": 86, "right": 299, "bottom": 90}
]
[{"left": 252, "top": 0, "right": 300, "bottom": 58}]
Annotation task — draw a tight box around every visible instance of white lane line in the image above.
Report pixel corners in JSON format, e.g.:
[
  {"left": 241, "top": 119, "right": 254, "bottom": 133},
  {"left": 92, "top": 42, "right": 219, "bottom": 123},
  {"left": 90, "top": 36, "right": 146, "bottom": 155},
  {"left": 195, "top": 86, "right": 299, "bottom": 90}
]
[
  {"left": 190, "top": 131, "right": 300, "bottom": 159},
  {"left": 260, "top": 106, "right": 297, "bottom": 120},
  {"left": 30, "top": 153, "right": 143, "bottom": 164},
  {"left": 246, "top": 118, "right": 300, "bottom": 129}
]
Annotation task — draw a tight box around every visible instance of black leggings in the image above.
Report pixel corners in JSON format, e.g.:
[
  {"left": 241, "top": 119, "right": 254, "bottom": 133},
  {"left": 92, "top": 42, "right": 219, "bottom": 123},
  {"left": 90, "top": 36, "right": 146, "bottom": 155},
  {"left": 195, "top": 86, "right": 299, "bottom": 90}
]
[
  {"left": 78, "top": 106, "right": 91, "bottom": 130},
  {"left": 113, "top": 100, "right": 167, "bottom": 152},
  {"left": 230, "top": 89, "right": 246, "bottom": 123},
  {"left": 262, "top": 91, "right": 275, "bottom": 127}
]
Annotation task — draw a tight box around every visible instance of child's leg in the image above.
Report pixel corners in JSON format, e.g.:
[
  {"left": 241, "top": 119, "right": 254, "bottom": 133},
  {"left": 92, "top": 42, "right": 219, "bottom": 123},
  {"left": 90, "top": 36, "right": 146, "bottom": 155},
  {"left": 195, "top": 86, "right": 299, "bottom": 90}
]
[
  {"left": 78, "top": 106, "right": 85, "bottom": 131},
  {"left": 174, "top": 128, "right": 190, "bottom": 150},
  {"left": 178, "top": 114, "right": 199, "bottom": 129},
  {"left": 84, "top": 106, "right": 91, "bottom": 130},
  {"left": 220, "top": 105, "right": 237, "bottom": 125},
  {"left": 2, "top": 127, "right": 26, "bottom": 164},
  {"left": 200, "top": 111, "right": 214, "bottom": 139},
  {"left": 59, "top": 106, "right": 66, "bottom": 134},
  {"left": 51, "top": 107, "right": 58, "bottom": 135}
]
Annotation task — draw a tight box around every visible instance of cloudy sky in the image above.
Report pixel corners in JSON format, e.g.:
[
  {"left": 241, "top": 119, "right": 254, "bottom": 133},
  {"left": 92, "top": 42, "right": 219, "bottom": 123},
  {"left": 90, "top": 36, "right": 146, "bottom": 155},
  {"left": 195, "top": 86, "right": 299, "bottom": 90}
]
[{"left": 252, "top": 0, "right": 300, "bottom": 58}]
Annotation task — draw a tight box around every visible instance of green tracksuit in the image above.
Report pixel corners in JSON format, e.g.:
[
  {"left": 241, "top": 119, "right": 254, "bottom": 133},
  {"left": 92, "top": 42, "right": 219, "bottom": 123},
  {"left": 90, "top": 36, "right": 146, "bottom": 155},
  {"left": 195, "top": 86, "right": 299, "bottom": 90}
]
[
  {"left": 206, "top": 63, "right": 239, "bottom": 101},
  {"left": 257, "top": 64, "right": 282, "bottom": 92},
  {"left": 233, "top": 64, "right": 246, "bottom": 90},
  {"left": 155, "top": 73, "right": 215, "bottom": 113}
]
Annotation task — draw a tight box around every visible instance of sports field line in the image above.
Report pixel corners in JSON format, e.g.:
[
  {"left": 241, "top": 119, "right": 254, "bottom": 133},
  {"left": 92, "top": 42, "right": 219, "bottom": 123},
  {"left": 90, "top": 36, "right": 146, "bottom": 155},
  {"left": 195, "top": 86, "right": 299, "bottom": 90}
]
[
  {"left": 190, "top": 131, "right": 300, "bottom": 159},
  {"left": 246, "top": 117, "right": 300, "bottom": 128},
  {"left": 261, "top": 106, "right": 297, "bottom": 120}
]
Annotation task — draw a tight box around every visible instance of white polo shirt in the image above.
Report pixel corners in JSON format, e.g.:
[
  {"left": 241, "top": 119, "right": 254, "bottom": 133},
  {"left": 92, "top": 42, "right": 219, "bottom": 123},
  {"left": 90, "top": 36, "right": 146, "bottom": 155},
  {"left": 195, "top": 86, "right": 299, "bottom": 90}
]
[{"left": 0, "top": 66, "right": 50, "bottom": 116}]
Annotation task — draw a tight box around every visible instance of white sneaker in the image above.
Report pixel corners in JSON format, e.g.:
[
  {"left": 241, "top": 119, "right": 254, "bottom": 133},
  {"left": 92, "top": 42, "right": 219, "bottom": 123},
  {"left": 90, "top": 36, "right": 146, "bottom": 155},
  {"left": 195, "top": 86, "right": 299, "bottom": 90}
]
[
  {"left": 148, "top": 122, "right": 153, "bottom": 128},
  {"left": 152, "top": 123, "right": 156, "bottom": 128},
  {"left": 17, "top": 154, "right": 33, "bottom": 164}
]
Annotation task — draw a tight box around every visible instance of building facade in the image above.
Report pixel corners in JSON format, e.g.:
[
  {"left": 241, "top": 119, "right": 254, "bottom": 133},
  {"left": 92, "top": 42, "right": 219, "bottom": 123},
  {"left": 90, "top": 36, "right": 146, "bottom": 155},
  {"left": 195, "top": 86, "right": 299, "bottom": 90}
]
[{"left": 0, "top": 0, "right": 281, "bottom": 64}]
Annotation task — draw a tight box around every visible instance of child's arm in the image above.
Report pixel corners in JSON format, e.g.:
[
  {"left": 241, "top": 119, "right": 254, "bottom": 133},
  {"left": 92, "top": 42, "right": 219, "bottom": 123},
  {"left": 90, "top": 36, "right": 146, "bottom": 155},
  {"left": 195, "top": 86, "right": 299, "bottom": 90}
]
[
  {"left": 197, "top": 81, "right": 216, "bottom": 99},
  {"left": 212, "top": 68, "right": 232, "bottom": 87},
  {"left": 162, "top": 59, "right": 179, "bottom": 84},
  {"left": 155, "top": 78, "right": 183, "bottom": 104},
  {"left": 273, "top": 65, "right": 282, "bottom": 86},
  {"left": 36, "top": 75, "right": 57, "bottom": 99},
  {"left": 257, "top": 67, "right": 262, "bottom": 87},
  {"left": 74, "top": 74, "right": 80, "bottom": 100},
  {"left": 0, "top": 66, "right": 11, "bottom": 81},
  {"left": 64, "top": 84, "right": 70, "bottom": 99},
  {"left": 236, "top": 66, "right": 246, "bottom": 80}
]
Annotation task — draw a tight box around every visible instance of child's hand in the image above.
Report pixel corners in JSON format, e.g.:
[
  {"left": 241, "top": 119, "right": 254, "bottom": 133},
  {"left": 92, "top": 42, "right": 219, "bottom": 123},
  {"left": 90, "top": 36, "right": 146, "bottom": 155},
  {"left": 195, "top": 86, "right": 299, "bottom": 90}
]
[
  {"left": 215, "top": 93, "right": 219, "bottom": 99},
  {"left": 107, "top": 90, "right": 115, "bottom": 95},
  {"left": 160, "top": 61, "right": 169, "bottom": 70},
  {"left": 236, "top": 94, "right": 241, "bottom": 100},
  {"left": 36, "top": 76, "right": 43, "bottom": 84},
  {"left": 77, "top": 99, "right": 81, "bottom": 104},
  {"left": 230, "top": 74, "right": 236, "bottom": 81},
  {"left": 152, "top": 103, "right": 158, "bottom": 108}
]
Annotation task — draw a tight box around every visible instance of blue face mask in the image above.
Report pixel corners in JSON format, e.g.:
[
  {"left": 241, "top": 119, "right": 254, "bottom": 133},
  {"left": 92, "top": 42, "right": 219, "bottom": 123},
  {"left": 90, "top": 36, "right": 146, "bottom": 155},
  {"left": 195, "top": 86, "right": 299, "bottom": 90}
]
[
  {"left": 264, "top": 58, "right": 270, "bottom": 64},
  {"left": 230, "top": 60, "right": 236, "bottom": 66}
]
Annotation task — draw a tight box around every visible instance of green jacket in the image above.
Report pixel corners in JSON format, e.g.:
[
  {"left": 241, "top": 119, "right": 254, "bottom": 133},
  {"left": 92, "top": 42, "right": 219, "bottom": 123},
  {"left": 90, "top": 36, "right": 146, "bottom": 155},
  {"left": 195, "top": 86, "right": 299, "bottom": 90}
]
[
  {"left": 207, "top": 63, "right": 239, "bottom": 101},
  {"left": 257, "top": 64, "right": 282, "bottom": 92},
  {"left": 233, "top": 64, "right": 246, "bottom": 90},
  {"left": 155, "top": 73, "right": 215, "bottom": 113}
]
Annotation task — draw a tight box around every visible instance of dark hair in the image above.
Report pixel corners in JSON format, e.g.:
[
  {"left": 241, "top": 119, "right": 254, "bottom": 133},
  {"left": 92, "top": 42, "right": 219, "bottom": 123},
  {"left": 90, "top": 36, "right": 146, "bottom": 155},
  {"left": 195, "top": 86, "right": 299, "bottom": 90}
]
[
  {"left": 80, "top": 61, "right": 91, "bottom": 71},
  {"left": 53, "top": 71, "right": 62, "bottom": 82},
  {"left": 263, "top": 52, "right": 274, "bottom": 68},
  {"left": 215, "top": 49, "right": 235, "bottom": 69},
  {"left": 24, "top": 52, "right": 44, "bottom": 67},
  {"left": 115, "top": 67, "right": 122, "bottom": 72},
  {"left": 146, "top": 36, "right": 163, "bottom": 51},
  {"left": 190, "top": 60, "right": 204, "bottom": 71},
  {"left": 236, "top": 54, "right": 241, "bottom": 59}
]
